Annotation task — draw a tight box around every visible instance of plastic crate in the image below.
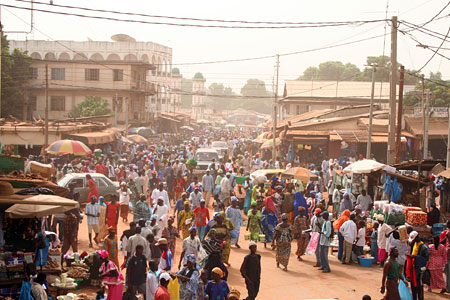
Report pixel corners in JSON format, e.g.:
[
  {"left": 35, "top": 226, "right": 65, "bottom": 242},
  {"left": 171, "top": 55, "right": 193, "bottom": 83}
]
[{"left": 358, "top": 256, "right": 375, "bottom": 267}]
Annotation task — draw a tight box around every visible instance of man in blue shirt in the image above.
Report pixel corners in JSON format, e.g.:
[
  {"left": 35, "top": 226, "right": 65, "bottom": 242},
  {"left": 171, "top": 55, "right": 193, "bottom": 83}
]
[{"left": 318, "top": 211, "right": 332, "bottom": 273}]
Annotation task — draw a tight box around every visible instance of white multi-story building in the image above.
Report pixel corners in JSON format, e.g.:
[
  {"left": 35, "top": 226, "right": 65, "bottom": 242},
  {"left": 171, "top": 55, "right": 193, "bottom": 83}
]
[
  {"left": 10, "top": 36, "right": 177, "bottom": 124},
  {"left": 192, "top": 72, "right": 206, "bottom": 120}
]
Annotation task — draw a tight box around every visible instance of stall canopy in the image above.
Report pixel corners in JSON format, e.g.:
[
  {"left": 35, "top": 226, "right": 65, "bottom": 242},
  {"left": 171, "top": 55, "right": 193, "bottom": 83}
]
[
  {"left": 282, "top": 167, "right": 318, "bottom": 182},
  {"left": 5, "top": 194, "right": 79, "bottom": 219},
  {"left": 66, "top": 129, "right": 118, "bottom": 145},
  {"left": 126, "top": 134, "right": 149, "bottom": 145},
  {"left": 261, "top": 138, "right": 281, "bottom": 149},
  {"left": 343, "top": 159, "right": 386, "bottom": 174}
]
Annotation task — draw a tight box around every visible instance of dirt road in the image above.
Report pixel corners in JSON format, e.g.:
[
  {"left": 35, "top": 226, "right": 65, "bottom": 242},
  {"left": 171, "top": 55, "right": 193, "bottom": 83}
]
[{"left": 75, "top": 209, "right": 448, "bottom": 300}]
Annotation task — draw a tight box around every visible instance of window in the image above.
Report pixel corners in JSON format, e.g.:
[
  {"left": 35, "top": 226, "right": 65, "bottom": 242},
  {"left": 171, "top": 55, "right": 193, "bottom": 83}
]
[
  {"left": 94, "top": 177, "right": 108, "bottom": 187},
  {"left": 285, "top": 105, "right": 290, "bottom": 115},
  {"left": 85, "top": 68, "right": 100, "bottom": 81},
  {"left": 29, "top": 67, "right": 38, "bottom": 79},
  {"left": 113, "top": 97, "right": 123, "bottom": 113},
  {"left": 113, "top": 69, "right": 123, "bottom": 81},
  {"left": 50, "top": 96, "right": 65, "bottom": 111},
  {"left": 51, "top": 68, "right": 65, "bottom": 80},
  {"left": 296, "top": 105, "right": 301, "bottom": 115},
  {"left": 28, "top": 96, "right": 37, "bottom": 110}
]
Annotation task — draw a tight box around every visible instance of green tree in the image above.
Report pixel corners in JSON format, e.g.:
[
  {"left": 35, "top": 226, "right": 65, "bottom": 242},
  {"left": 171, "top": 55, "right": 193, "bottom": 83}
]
[
  {"left": 240, "top": 79, "right": 272, "bottom": 114},
  {"left": 206, "top": 82, "right": 236, "bottom": 111},
  {"left": 404, "top": 72, "right": 450, "bottom": 106},
  {"left": 69, "top": 96, "right": 112, "bottom": 117},
  {"left": 298, "top": 61, "right": 361, "bottom": 81},
  {"left": 299, "top": 66, "right": 319, "bottom": 80},
  {"left": 1, "top": 29, "right": 32, "bottom": 118}
]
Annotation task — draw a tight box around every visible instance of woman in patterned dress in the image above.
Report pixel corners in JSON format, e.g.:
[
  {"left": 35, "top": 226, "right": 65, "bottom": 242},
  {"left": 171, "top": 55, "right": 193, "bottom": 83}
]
[
  {"left": 103, "top": 227, "right": 120, "bottom": 269},
  {"left": 178, "top": 201, "right": 195, "bottom": 239},
  {"left": 293, "top": 207, "right": 309, "bottom": 261},
  {"left": 427, "top": 236, "right": 447, "bottom": 293},
  {"left": 162, "top": 215, "right": 180, "bottom": 261},
  {"left": 98, "top": 249, "right": 124, "bottom": 300},
  {"left": 272, "top": 213, "right": 293, "bottom": 271}
]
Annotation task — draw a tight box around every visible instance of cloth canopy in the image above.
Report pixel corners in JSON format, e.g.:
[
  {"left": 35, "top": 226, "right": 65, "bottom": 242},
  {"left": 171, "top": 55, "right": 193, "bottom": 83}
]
[
  {"left": 282, "top": 167, "right": 318, "bottom": 182},
  {"left": 5, "top": 194, "right": 79, "bottom": 219},
  {"left": 343, "top": 159, "right": 386, "bottom": 174}
]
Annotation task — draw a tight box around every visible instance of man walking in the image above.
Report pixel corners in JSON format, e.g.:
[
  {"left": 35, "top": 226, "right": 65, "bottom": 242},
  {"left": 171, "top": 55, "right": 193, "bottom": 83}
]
[
  {"left": 318, "top": 211, "right": 332, "bottom": 273},
  {"left": 189, "top": 185, "right": 203, "bottom": 209},
  {"left": 127, "top": 245, "right": 147, "bottom": 298},
  {"left": 202, "top": 169, "right": 214, "bottom": 207},
  {"left": 339, "top": 214, "right": 357, "bottom": 264},
  {"left": 220, "top": 172, "right": 231, "bottom": 207},
  {"left": 240, "top": 241, "right": 261, "bottom": 300},
  {"left": 381, "top": 247, "right": 407, "bottom": 300},
  {"left": 85, "top": 196, "right": 101, "bottom": 248},
  {"left": 152, "top": 183, "right": 170, "bottom": 209}
]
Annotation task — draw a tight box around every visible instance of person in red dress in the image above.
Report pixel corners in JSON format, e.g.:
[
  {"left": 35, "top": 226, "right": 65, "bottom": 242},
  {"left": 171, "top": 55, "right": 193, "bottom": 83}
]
[
  {"left": 427, "top": 236, "right": 447, "bottom": 293},
  {"left": 86, "top": 174, "right": 99, "bottom": 203},
  {"left": 106, "top": 196, "right": 120, "bottom": 232}
]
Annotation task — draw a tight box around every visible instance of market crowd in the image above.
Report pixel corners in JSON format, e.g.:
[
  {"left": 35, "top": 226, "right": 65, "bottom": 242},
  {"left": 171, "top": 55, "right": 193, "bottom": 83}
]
[{"left": 22, "top": 129, "right": 450, "bottom": 300}]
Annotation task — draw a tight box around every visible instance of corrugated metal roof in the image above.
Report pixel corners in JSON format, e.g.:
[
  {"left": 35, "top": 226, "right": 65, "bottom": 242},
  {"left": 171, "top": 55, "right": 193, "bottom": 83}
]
[{"left": 405, "top": 117, "right": 449, "bottom": 137}]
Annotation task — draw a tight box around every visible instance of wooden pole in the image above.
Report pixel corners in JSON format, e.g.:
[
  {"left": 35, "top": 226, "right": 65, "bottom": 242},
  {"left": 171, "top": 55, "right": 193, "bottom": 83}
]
[
  {"left": 387, "top": 16, "right": 398, "bottom": 164},
  {"left": 366, "top": 66, "right": 376, "bottom": 158},
  {"left": 395, "top": 66, "right": 404, "bottom": 163},
  {"left": 44, "top": 64, "right": 49, "bottom": 163}
]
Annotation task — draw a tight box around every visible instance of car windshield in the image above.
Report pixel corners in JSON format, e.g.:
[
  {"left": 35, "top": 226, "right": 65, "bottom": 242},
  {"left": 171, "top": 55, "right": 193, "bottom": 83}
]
[
  {"left": 196, "top": 152, "right": 219, "bottom": 161},
  {"left": 212, "top": 142, "right": 227, "bottom": 148},
  {"left": 57, "top": 176, "right": 72, "bottom": 187}
]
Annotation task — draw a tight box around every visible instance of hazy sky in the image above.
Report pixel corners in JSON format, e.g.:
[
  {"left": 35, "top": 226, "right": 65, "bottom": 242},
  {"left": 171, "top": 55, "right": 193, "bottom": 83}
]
[{"left": 1, "top": 0, "right": 449, "bottom": 93}]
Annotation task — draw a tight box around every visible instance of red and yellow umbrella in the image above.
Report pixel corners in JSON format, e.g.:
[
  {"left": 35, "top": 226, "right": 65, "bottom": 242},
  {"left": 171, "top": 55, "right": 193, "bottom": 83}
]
[{"left": 46, "top": 140, "right": 92, "bottom": 156}]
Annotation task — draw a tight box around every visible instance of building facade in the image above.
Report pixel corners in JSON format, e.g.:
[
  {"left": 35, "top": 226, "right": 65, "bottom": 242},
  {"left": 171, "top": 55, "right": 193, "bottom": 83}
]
[
  {"left": 10, "top": 38, "right": 177, "bottom": 124},
  {"left": 192, "top": 73, "right": 206, "bottom": 120}
]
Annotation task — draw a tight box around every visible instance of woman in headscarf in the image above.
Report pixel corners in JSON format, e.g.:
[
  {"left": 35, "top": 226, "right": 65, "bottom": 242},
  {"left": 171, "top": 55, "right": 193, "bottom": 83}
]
[
  {"left": 426, "top": 236, "right": 447, "bottom": 293},
  {"left": 293, "top": 207, "right": 309, "bottom": 261},
  {"left": 205, "top": 267, "right": 230, "bottom": 300},
  {"left": 117, "top": 182, "right": 131, "bottom": 223},
  {"left": 102, "top": 227, "right": 120, "bottom": 268},
  {"left": 98, "top": 249, "right": 124, "bottom": 300},
  {"left": 246, "top": 201, "right": 263, "bottom": 242},
  {"left": 161, "top": 215, "right": 180, "bottom": 261},
  {"left": 293, "top": 191, "right": 308, "bottom": 219},
  {"left": 272, "top": 213, "right": 293, "bottom": 271},
  {"left": 243, "top": 176, "right": 253, "bottom": 214},
  {"left": 261, "top": 197, "right": 278, "bottom": 247},
  {"left": 226, "top": 197, "right": 243, "bottom": 248},
  {"left": 339, "top": 193, "right": 353, "bottom": 214},
  {"left": 204, "top": 213, "right": 234, "bottom": 266},
  {"left": 333, "top": 209, "right": 351, "bottom": 261},
  {"left": 178, "top": 201, "right": 195, "bottom": 239},
  {"left": 86, "top": 174, "right": 99, "bottom": 204},
  {"left": 176, "top": 254, "right": 200, "bottom": 300}
]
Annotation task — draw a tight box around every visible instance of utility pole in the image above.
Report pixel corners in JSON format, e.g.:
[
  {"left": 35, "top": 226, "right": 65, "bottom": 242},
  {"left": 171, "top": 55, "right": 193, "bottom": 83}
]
[
  {"left": 395, "top": 65, "right": 405, "bottom": 163},
  {"left": 0, "top": 6, "right": 2, "bottom": 118},
  {"left": 421, "top": 75, "right": 426, "bottom": 155},
  {"left": 366, "top": 66, "right": 376, "bottom": 159},
  {"left": 447, "top": 106, "right": 450, "bottom": 168},
  {"left": 44, "top": 64, "right": 49, "bottom": 162},
  {"left": 387, "top": 16, "right": 398, "bottom": 164},
  {"left": 423, "top": 92, "right": 431, "bottom": 159},
  {"left": 125, "top": 97, "right": 129, "bottom": 136},
  {"left": 272, "top": 54, "right": 279, "bottom": 164}
]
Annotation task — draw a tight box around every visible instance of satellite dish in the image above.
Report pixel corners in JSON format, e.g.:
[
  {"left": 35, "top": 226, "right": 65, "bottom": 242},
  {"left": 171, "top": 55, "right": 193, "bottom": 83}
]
[{"left": 111, "top": 34, "right": 136, "bottom": 42}]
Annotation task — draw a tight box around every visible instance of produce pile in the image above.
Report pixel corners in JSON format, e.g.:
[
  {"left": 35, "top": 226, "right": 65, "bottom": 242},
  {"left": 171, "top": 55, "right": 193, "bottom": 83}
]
[
  {"left": 52, "top": 274, "right": 77, "bottom": 289},
  {"left": 66, "top": 265, "right": 89, "bottom": 280}
]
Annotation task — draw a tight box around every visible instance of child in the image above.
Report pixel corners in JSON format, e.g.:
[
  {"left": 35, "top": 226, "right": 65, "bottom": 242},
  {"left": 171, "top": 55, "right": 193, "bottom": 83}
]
[
  {"left": 354, "top": 220, "right": 366, "bottom": 262},
  {"left": 246, "top": 201, "right": 262, "bottom": 242},
  {"left": 370, "top": 222, "right": 379, "bottom": 262},
  {"left": 212, "top": 194, "right": 224, "bottom": 213},
  {"left": 197, "top": 269, "right": 209, "bottom": 300},
  {"left": 174, "top": 192, "right": 187, "bottom": 223}
]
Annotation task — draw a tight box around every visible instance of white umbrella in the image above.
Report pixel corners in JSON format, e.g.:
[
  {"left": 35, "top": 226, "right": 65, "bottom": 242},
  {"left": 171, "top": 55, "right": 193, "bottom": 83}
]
[
  {"left": 343, "top": 159, "right": 386, "bottom": 174},
  {"left": 5, "top": 194, "right": 79, "bottom": 219},
  {"left": 225, "top": 124, "right": 236, "bottom": 128}
]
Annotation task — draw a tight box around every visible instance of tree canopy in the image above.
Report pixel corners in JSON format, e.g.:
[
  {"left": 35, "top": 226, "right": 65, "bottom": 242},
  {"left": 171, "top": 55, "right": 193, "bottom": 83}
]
[
  {"left": 404, "top": 72, "right": 450, "bottom": 107},
  {"left": 298, "top": 55, "right": 419, "bottom": 85},
  {"left": 69, "top": 96, "right": 112, "bottom": 117},
  {"left": 1, "top": 29, "right": 32, "bottom": 119}
]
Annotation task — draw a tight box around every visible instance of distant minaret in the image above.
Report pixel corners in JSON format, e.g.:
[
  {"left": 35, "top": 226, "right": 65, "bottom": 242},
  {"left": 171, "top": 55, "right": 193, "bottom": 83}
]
[{"left": 192, "top": 72, "right": 206, "bottom": 120}]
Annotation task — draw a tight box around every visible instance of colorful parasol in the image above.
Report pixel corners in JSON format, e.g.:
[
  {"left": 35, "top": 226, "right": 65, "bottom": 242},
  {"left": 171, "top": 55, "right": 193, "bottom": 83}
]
[{"left": 46, "top": 140, "right": 92, "bottom": 156}]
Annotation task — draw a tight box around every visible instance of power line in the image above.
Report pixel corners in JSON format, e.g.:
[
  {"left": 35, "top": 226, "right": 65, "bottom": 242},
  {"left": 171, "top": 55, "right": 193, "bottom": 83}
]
[
  {"left": 1, "top": 4, "right": 387, "bottom": 29},
  {"left": 417, "top": 25, "right": 450, "bottom": 71},
  {"left": 13, "top": 0, "right": 389, "bottom": 26}
]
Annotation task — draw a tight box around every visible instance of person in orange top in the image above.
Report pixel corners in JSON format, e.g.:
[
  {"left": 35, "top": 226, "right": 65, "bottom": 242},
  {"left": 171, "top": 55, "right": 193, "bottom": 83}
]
[
  {"left": 193, "top": 199, "right": 210, "bottom": 240},
  {"left": 333, "top": 209, "right": 351, "bottom": 261}
]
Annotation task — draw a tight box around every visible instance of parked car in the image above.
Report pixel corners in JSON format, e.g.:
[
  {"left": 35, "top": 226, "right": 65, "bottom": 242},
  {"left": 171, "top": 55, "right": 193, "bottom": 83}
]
[
  {"left": 194, "top": 149, "right": 220, "bottom": 174},
  {"left": 57, "top": 173, "right": 119, "bottom": 203}
]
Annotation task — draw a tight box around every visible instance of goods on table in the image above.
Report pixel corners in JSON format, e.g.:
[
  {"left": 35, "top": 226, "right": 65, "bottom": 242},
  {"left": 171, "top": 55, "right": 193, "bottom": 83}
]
[
  {"left": 52, "top": 273, "right": 77, "bottom": 289},
  {"left": 406, "top": 211, "right": 427, "bottom": 226},
  {"left": 56, "top": 293, "right": 80, "bottom": 300},
  {"left": 66, "top": 266, "right": 89, "bottom": 280},
  {"left": 44, "top": 256, "right": 61, "bottom": 270}
]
